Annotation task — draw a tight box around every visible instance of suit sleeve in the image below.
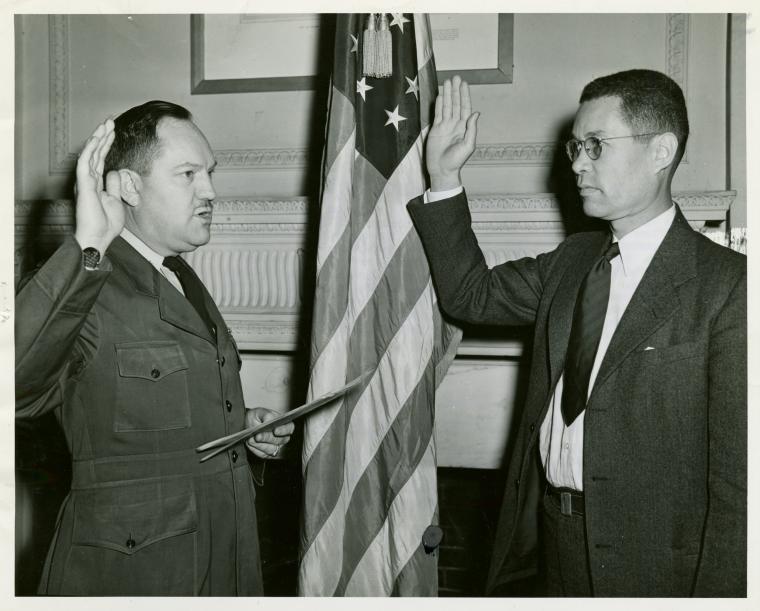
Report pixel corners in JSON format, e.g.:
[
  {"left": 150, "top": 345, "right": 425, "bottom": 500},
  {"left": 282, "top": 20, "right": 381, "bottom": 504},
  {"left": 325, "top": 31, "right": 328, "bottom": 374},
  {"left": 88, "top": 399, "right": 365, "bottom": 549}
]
[
  {"left": 692, "top": 263, "right": 747, "bottom": 596},
  {"left": 15, "top": 235, "right": 111, "bottom": 419},
  {"left": 407, "top": 190, "right": 558, "bottom": 326}
]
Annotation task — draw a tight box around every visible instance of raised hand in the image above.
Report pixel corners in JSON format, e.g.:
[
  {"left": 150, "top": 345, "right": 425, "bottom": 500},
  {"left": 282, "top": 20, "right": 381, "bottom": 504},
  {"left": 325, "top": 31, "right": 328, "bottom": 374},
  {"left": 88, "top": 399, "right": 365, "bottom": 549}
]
[
  {"left": 425, "top": 75, "right": 480, "bottom": 192},
  {"left": 74, "top": 119, "right": 125, "bottom": 255}
]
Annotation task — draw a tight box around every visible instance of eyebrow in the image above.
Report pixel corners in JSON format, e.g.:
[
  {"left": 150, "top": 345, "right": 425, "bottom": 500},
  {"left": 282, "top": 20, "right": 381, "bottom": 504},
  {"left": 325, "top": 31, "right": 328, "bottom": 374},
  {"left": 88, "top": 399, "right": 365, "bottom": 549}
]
[
  {"left": 571, "top": 129, "right": 606, "bottom": 140},
  {"left": 175, "top": 160, "right": 217, "bottom": 172}
]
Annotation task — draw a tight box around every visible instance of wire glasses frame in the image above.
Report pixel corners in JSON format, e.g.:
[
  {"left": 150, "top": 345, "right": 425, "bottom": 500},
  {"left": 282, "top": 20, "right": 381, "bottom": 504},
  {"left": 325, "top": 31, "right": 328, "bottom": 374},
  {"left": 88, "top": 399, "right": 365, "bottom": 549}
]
[{"left": 565, "top": 133, "right": 661, "bottom": 162}]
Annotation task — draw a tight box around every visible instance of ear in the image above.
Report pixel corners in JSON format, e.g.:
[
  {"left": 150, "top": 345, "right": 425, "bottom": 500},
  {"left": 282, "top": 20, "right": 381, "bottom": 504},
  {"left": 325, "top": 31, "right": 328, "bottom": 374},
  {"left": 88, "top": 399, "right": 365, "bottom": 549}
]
[
  {"left": 118, "top": 169, "right": 143, "bottom": 207},
  {"left": 651, "top": 132, "right": 679, "bottom": 173}
]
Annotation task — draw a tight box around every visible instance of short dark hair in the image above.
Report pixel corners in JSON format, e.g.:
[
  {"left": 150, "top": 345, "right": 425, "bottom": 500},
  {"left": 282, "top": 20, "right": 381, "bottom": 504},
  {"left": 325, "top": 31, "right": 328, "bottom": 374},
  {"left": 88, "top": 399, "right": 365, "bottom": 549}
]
[
  {"left": 579, "top": 69, "right": 689, "bottom": 165},
  {"left": 103, "top": 100, "right": 192, "bottom": 175}
]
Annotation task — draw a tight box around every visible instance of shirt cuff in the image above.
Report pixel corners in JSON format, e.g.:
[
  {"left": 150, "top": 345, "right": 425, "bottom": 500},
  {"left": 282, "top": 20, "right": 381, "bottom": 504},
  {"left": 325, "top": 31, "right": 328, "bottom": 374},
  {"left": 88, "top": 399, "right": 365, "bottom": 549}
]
[{"left": 423, "top": 185, "right": 464, "bottom": 204}]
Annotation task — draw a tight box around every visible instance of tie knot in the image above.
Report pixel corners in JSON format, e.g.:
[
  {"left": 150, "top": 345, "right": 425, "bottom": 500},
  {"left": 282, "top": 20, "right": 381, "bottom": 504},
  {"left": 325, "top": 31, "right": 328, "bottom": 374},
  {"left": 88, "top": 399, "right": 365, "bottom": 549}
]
[
  {"left": 603, "top": 242, "right": 620, "bottom": 263},
  {"left": 163, "top": 256, "right": 183, "bottom": 272}
]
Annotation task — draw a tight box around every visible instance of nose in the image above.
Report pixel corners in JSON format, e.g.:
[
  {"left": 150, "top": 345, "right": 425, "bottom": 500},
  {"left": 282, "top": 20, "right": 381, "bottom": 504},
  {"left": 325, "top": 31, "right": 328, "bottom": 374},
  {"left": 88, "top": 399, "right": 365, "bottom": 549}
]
[
  {"left": 571, "top": 145, "right": 592, "bottom": 175},
  {"left": 196, "top": 171, "right": 216, "bottom": 201}
]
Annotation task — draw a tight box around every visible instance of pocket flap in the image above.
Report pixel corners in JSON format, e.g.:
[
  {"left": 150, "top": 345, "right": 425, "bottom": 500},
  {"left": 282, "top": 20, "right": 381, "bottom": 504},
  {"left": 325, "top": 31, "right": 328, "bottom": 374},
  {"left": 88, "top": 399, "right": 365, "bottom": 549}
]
[
  {"left": 72, "top": 477, "right": 198, "bottom": 555},
  {"left": 116, "top": 341, "right": 188, "bottom": 381}
]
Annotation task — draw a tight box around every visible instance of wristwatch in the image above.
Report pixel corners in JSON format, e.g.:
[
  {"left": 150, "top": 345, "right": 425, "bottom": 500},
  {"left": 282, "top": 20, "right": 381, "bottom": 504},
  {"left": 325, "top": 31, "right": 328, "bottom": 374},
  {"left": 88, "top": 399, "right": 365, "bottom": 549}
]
[{"left": 82, "top": 247, "right": 101, "bottom": 270}]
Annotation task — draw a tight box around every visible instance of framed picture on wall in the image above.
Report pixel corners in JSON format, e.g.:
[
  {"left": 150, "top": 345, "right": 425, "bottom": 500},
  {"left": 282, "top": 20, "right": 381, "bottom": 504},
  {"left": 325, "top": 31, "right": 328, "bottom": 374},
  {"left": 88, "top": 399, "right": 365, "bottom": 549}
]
[{"left": 191, "top": 13, "right": 514, "bottom": 94}]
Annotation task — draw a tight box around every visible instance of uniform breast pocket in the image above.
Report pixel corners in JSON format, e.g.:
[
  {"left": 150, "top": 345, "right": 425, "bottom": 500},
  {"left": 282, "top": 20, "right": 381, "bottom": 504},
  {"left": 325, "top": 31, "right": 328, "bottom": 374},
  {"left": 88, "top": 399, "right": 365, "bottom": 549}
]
[
  {"left": 62, "top": 477, "right": 199, "bottom": 595},
  {"left": 114, "top": 341, "right": 191, "bottom": 432}
]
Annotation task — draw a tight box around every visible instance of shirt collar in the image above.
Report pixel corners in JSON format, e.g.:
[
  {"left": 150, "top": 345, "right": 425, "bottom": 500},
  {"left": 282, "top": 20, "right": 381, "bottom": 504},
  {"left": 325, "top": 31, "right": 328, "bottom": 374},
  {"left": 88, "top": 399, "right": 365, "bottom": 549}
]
[
  {"left": 120, "top": 227, "right": 168, "bottom": 272},
  {"left": 612, "top": 204, "right": 676, "bottom": 278}
]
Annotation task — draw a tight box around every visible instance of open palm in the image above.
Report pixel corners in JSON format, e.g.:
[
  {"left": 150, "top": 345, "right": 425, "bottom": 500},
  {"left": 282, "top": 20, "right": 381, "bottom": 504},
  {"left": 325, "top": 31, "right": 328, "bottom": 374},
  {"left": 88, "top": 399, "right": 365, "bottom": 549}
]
[
  {"left": 425, "top": 76, "right": 479, "bottom": 191},
  {"left": 74, "top": 119, "right": 125, "bottom": 253}
]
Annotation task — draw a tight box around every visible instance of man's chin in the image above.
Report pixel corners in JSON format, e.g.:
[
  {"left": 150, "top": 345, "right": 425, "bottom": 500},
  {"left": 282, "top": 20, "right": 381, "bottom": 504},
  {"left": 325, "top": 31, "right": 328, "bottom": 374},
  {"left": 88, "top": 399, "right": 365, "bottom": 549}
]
[
  {"left": 181, "top": 231, "right": 211, "bottom": 252},
  {"left": 581, "top": 196, "right": 607, "bottom": 219}
]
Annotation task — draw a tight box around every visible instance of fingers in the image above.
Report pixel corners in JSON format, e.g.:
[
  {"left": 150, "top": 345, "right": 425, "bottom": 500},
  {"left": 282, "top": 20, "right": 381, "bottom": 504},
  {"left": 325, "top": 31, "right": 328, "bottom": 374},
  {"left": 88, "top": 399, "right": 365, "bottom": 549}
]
[
  {"left": 451, "top": 75, "right": 461, "bottom": 120},
  {"left": 77, "top": 119, "right": 115, "bottom": 187},
  {"left": 439, "top": 77, "right": 470, "bottom": 122},
  {"left": 245, "top": 439, "right": 284, "bottom": 460},
  {"left": 460, "top": 79, "right": 471, "bottom": 119},
  {"left": 464, "top": 112, "right": 480, "bottom": 150},
  {"left": 251, "top": 423, "right": 293, "bottom": 445},
  {"left": 441, "top": 78, "right": 451, "bottom": 120},
  {"left": 77, "top": 123, "right": 105, "bottom": 179},
  {"left": 105, "top": 170, "right": 122, "bottom": 200},
  {"left": 93, "top": 120, "right": 115, "bottom": 178},
  {"left": 273, "top": 422, "right": 295, "bottom": 437},
  {"left": 246, "top": 429, "right": 290, "bottom": 459}
]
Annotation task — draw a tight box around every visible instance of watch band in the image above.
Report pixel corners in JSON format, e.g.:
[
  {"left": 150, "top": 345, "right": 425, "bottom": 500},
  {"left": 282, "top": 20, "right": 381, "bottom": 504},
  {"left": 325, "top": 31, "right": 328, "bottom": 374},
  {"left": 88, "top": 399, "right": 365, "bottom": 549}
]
[{"left": 82, "top": 247, "right": 101, "bottom": 270}]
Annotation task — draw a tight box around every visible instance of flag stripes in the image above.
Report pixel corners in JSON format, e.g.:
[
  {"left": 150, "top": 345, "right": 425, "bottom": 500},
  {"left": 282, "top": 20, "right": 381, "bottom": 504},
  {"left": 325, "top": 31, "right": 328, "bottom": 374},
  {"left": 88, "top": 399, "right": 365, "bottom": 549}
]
[
  {"left": 299, "top": 14, "right": 460, "bottom": 596},
  {"left": 343, "top": 435, "right": 438, "bottom": 595}
]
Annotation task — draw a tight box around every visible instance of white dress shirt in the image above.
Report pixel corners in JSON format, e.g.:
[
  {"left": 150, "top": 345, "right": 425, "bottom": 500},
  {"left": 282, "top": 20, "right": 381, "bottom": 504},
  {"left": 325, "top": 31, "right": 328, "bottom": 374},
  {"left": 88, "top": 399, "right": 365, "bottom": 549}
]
[
  {"left": 119, "top": 227, "right": 185, "bottom": 296},
  {"left": 539, "top": 204, "right": 676, "bottom": 490},
  {"left": 425, "top": 187, "right": 676, "bottom": 490}
]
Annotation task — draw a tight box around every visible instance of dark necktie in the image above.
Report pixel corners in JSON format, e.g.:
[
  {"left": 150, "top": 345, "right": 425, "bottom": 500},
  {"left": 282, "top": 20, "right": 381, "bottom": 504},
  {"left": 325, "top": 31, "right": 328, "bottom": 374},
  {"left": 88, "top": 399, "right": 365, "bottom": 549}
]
[
  {"left": 561, "top": 240, "right": 620, "bottom": 426},
  {"left": 162, "top": 256, "right": 216, "bottom": 338}
]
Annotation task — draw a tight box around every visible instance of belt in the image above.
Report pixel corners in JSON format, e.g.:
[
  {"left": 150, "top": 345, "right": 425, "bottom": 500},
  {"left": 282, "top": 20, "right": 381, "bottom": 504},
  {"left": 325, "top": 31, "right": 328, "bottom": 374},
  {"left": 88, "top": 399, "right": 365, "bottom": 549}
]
[
  {"left": 546, "top": 484, "right": 585, "bottom": 516},
  {"left": 71, "top": 444, "right": 248, "bottom": 489}
]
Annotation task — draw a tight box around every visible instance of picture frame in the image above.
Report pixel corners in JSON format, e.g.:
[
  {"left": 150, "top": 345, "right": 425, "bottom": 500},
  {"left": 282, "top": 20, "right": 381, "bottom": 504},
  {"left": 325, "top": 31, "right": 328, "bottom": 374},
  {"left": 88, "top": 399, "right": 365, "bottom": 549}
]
[{"left": 191, "top": 13, "right": 514, "bottom": 94}]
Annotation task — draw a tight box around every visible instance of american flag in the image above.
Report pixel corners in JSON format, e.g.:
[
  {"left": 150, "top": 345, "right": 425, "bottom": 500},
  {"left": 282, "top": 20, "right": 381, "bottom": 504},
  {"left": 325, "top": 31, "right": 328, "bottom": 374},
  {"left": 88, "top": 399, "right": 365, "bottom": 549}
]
[{"left": 298, "top": 14, "right": 461, "bottom": 596}]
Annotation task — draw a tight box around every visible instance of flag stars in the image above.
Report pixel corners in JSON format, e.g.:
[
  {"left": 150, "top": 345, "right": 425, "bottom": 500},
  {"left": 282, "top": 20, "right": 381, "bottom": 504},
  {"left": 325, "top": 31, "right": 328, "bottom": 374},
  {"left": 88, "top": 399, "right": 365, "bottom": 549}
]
[
  {"left": 390, "top": 13, "right": 410, "bottom": 33},
  {"left": 384, "top": 105, "right": 407, "bottom": 131},
  {"left": 349, "top": 34, "right": 358, "bottom": 54},
  {"left": 405, "top": 76, "right": 419, "bottom": 100},
  {"left": 356, "top": 77, "right": 373, "bottom": 101}
]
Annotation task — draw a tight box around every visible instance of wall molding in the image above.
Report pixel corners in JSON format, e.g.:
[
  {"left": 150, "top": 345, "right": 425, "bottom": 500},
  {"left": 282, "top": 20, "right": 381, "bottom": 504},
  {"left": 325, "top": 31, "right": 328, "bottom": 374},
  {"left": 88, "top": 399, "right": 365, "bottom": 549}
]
[
  {"left": 16, "top": 188, "right": 734, "bottom": 351},
  {"left": 47, "top": 14, "right": 690, "bottom": 174},
  {"left": 214, "top": 148, "right": 310, "bottom": 170},
  {"left": 667, "top": 13, "right": 690, "bottom": 94},
  {"left": 49, "top": 15, "right": 76, "bottom": 174}
]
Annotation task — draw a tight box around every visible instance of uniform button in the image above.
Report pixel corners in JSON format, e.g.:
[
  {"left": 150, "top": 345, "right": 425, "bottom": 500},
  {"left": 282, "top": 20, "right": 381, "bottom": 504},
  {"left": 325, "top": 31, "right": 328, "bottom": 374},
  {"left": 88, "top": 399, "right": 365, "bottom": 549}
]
[
  {"left": 529, "top": 423, "right": 535, "bottom": 433},
  {"left": 231, "top": 450, "right": 238, "bottom": 462},
  {"left": 219, "top": 356, "right": 226, "bottom": 366},
  {"left": 151, "top": 368, "right": 160, "bottom": 379},
  {"left": 126, "top": 537, "right": 136, "bottom": 549},
  {"left": 226, "top": 400, "right": 232, "bottom": 412},
  {"left": 515, "top": 478, "right": 520, "bottom": 489}
]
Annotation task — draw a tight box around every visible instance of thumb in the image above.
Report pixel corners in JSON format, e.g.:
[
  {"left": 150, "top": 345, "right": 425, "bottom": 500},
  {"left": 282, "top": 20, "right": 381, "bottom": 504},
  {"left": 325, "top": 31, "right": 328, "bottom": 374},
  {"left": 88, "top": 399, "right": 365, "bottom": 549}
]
[{"left": 105, "top": 170, "right": 122, "bottom": 200}]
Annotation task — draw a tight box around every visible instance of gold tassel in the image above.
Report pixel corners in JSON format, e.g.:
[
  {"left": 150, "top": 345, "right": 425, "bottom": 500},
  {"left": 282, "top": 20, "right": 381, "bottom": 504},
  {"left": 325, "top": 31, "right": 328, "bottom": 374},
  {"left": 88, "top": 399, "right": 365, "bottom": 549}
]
[
  {"left": 375, "top": 13, "right": 392, "bottom": 78},
  {"left": 363, "top": 13, "right": 377, "bottom": 77}
]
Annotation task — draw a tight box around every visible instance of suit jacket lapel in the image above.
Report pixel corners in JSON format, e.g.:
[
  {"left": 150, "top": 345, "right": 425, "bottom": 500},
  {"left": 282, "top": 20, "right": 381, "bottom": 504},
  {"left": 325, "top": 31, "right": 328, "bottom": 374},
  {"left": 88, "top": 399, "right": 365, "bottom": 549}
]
[
  {"left": 591, "top": 208, "right": 697, "bottom": 393},
  {"left": 108, "top": 237, "right": 215, "bottom": 343}
]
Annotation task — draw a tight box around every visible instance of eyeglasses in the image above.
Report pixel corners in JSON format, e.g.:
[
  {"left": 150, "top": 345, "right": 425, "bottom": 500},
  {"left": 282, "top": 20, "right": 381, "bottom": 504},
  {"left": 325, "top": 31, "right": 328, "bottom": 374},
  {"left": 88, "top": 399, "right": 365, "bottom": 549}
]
[{"left": 565, "top": 133, "right": 660, "bottom": 162}]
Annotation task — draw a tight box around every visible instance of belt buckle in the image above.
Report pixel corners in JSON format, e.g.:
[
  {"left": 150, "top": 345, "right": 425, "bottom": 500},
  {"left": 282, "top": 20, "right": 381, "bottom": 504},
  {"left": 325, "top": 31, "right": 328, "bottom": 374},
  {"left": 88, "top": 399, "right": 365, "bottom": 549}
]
[{"left": 560, "top": 491, "right": 573, "bottom": 516}]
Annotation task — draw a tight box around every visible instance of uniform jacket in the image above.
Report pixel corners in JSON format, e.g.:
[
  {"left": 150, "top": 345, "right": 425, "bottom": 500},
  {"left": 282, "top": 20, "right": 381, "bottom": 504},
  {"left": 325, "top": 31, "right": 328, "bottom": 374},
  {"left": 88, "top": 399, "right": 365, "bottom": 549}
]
[
  {"left": 408, "top": 191, "right": 746, "bottom": 597},
  {"left": 16, "top": 235, "right": 263, "bottom": 596}
]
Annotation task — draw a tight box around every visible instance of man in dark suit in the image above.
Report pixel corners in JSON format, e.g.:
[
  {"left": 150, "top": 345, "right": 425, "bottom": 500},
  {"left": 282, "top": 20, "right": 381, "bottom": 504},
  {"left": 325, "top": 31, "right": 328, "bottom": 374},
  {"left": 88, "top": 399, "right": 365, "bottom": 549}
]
[
  {"left": 15, "top": 101, "right": 294, "bottom": 595},
  {"left": 408, "top": 70, "right": 746, "bottom": 596}
]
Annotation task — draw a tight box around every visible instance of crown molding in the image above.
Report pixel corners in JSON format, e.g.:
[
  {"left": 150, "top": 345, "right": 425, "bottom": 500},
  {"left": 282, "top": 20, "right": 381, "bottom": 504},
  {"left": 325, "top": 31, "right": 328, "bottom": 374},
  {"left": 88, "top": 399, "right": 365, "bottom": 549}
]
[
  {"left": 16, "top": 190, "right": 733, "bottom": 226},
  {"left": 47, "top": 14, "right": 690, "bottom": 174}
]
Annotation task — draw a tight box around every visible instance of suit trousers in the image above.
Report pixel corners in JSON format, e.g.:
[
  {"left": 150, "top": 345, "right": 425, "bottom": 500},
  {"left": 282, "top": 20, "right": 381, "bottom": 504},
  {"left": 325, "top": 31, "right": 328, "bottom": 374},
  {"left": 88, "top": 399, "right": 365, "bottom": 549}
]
[{"left": 541, "top": 491, "right": 593, "bottom": 596}]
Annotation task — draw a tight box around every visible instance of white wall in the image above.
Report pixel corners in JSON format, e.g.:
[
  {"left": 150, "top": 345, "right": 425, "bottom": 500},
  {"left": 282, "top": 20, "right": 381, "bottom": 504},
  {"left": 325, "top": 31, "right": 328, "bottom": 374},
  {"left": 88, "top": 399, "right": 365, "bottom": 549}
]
[
  {"left": 17, "top": 14, "right": 735, "bottom": 201},
  {"left": 15, "top": 13, "right": 742, "bottom": 468}
]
